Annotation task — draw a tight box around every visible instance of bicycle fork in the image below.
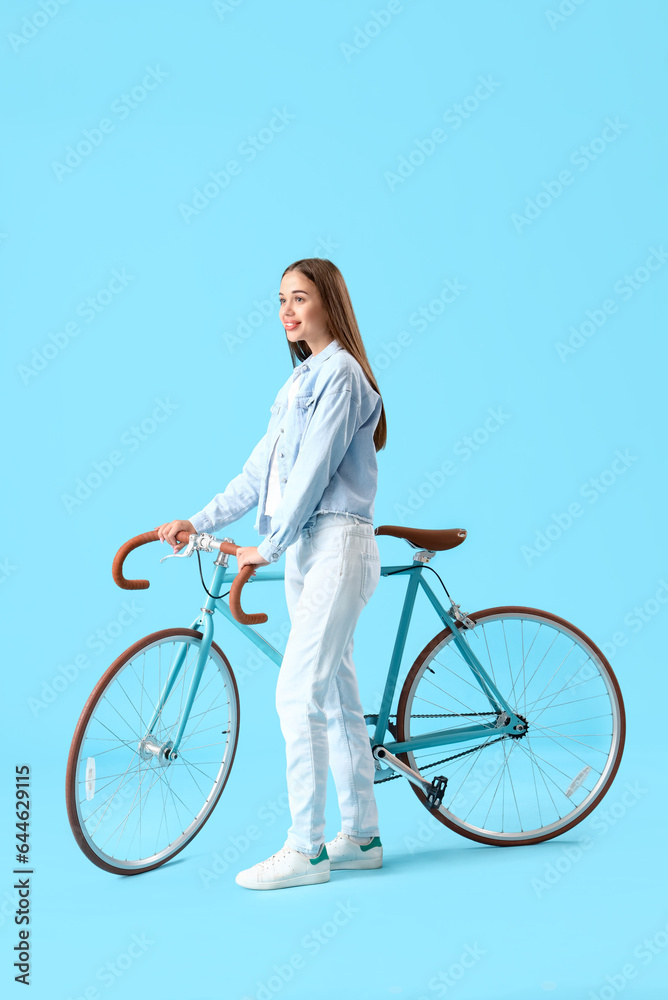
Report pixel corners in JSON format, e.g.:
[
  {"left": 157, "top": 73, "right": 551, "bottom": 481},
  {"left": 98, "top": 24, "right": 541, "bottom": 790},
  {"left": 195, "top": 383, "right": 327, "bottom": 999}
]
[{"left": 138, "top": 612, "right": 215, "bottom": 764}]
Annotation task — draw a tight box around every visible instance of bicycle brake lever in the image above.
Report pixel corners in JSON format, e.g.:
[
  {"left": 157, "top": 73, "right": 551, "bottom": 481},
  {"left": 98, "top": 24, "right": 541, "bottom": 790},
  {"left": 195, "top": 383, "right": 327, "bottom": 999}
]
[{"left": 159, "top": 534, "right": 197, "bottom": 563}]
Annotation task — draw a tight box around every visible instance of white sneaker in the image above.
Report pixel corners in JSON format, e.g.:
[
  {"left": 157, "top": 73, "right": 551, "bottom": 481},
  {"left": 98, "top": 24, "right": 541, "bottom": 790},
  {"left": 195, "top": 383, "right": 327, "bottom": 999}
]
[
  {"left": 325, "top": 832, "right": 383, "bottom": 870},
  {"left": 235, "top": 842, "right": 330, "bottom": 890}
]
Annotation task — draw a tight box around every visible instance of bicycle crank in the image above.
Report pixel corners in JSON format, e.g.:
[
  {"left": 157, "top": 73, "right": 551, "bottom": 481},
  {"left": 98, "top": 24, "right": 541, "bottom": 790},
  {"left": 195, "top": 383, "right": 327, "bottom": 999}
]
[{"left": 372, "top": 746, "right": 448, "bottom": 810}]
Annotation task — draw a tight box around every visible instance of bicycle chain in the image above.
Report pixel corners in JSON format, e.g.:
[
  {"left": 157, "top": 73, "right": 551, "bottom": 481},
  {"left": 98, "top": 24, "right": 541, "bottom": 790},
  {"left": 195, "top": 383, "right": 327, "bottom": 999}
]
[
  {"left": 375, "top": 712, "right": 506, "bottom": 784},
  {"left": 375, "top": 735, "right": 510, "bottom": 783},
  {"left": 404, "top": 712, "right": 497, "bottom": 719}
]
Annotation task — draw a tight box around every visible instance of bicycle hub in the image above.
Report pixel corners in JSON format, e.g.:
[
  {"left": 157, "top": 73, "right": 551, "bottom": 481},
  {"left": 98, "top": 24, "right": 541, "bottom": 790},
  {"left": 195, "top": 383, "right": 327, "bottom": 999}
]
[{"left": 138, "top": 735, "right": 174, "bottom": 766}]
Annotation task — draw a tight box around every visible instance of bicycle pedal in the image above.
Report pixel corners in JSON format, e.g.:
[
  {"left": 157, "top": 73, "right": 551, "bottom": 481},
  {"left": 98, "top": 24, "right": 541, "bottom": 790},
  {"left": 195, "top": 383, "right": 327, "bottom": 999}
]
[{"left": 426, "top": 775, "right": 448, "bottom": 810}]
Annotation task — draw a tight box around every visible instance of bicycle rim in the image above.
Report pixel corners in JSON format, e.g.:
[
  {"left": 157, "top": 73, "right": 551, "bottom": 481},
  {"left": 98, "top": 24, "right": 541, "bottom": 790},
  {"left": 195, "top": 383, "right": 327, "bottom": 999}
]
[
  {"left": 396, "top": 607, "right": 625, "bottom": 845},
  {"left": 66, "top": 629, "right": 239, "bottom": 874}
]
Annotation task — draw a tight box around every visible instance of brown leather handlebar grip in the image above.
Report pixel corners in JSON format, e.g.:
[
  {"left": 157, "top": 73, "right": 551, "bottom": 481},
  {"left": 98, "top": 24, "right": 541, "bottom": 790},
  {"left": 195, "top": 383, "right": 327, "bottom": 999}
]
[
  {"left": 111, "top": 531, "right": 268, "bottom": 625},
  {"left": 216, "top": 540, "right": 268, "bottom": 626},
  {"left": 112, "top": 530, "right": 160, "bottom": 590}
]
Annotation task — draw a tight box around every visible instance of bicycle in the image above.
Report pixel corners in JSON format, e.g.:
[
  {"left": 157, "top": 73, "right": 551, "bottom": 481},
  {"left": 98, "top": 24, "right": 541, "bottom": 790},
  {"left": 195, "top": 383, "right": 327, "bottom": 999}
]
[{"left": 66, "top": 523, "right": 626, "bottom": 875}]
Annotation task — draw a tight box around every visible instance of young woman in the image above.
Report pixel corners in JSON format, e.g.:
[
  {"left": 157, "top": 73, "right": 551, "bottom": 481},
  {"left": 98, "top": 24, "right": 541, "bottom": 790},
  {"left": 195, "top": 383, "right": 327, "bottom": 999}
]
[{"left": 156, "top": 258, "right": 387, "bottom": 891}]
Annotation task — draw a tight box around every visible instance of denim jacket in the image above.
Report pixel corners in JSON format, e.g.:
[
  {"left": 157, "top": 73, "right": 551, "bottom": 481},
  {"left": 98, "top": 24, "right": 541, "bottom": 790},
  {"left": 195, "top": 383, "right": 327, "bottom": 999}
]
[{"left": 188, "top": 339, "right": 382, "bottom": 563}]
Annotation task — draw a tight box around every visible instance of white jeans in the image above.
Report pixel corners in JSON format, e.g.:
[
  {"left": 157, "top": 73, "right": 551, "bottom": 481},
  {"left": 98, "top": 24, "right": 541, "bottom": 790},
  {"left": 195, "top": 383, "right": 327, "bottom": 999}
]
[{"left": 277, "top": 511, "right": 382, "bottom": 856}]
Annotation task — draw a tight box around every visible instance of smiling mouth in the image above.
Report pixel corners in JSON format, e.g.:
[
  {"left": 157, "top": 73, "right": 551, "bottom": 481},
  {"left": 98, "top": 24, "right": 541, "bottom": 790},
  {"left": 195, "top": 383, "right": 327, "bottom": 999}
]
[{"left": 284, "top": 322, "right": 301, "bottom": 330}]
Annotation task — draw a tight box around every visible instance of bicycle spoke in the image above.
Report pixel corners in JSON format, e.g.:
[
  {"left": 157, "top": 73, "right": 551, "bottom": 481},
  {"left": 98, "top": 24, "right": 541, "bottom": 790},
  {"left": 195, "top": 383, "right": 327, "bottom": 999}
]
[
  {"left": 431, "top": 652, "right": 488, "bottom": 698},
  {"left": 525, "top": 689, "right": 608, "bottom": 713},
  {"left": 177, "top": 738, "right": 229, "bottom": 753},
  {"left": 526, "top": 731, "right": 544, "bottom": 830},
  {"left": 525, "top": 725, "right": 598, "bottom": 773},
  {"left": 481, "top": 762, "right": 507, "bottom": 831},
  {"left": 528, "top": 720, "right": 610, "bottom": 758},
  {"left": 514, "top": 739, "right": 592, "bottom": 797},
  {"left": 517, "top": 628, "right": 561, "bottom": 704},
  {"left": 176, "top": 756, "right": 210, "bottom": 798},
  {"left": 104, "top": 766, "right": 164, "bottom": 854},
  {"left": 505, "top": 750, "right": 523, "bottom": 831},
  {"left": 449, "top": 742, "right": 502, "bottom": 814},
  {"left": 87, "top": 712, "right": 138, "bottom": 748},
  {"left": 525, "top": 735, "right": 560, "bottom": 819},
  {"left": 422, "top": 675, "right": 482, "bottom": 715}
]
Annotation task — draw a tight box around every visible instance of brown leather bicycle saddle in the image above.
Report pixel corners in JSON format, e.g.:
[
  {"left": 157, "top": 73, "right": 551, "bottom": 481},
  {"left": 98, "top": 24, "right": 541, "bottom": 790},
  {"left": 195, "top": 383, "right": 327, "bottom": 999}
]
[{"left": 374, "top": 524, "right": 467, "bottom": 551}]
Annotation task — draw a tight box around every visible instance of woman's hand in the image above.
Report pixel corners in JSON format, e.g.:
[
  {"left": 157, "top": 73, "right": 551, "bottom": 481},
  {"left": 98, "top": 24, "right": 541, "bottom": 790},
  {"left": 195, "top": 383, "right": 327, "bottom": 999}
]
[
  {"left": 155, "top": 520, "right": 197, "bottom": 553},
  {"left": 235, "top": 546, "right": 270, "bottom": 575}
]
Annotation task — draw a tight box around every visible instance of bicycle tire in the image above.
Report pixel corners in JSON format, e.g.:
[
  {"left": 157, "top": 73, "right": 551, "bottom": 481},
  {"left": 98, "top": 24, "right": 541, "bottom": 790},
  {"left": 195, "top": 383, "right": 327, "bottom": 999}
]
[
  {"left": 66, "top": 628, "right": 240, "bottom": 875},
  {"left": 396, "top": 606, "right": 626, "bottom": 846}
]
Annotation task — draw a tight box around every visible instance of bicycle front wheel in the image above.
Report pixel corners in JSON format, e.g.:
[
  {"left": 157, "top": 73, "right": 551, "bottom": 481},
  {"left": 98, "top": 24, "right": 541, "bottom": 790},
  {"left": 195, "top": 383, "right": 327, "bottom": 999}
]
[
  {"left": 66, "top": 628, "right": 239, "bottom": 874},
  {"left": 396, "top": 607, "right": 625, "bottom": 846}
]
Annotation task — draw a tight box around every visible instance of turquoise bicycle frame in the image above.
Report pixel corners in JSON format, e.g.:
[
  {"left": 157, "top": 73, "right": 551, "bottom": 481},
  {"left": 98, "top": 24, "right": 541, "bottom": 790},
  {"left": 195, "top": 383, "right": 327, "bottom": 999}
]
[{"left": 150, "top": 554, "right": 523, "bottom": 759}]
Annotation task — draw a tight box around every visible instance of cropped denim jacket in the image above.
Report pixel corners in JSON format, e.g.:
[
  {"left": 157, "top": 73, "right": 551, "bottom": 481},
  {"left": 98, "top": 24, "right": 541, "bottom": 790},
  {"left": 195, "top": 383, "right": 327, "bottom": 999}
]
[{"left": 188, "top": 339, "right": 382, "bottom": 563}]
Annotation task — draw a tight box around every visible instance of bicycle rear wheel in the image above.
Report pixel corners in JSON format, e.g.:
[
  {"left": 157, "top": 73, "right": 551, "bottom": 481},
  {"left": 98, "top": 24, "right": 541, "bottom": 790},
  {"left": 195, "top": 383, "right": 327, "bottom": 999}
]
[
  {"left": 396, "top": 607, "right": 625, "bottom": 846},
  {"left": 66, "top": 628, "right": 239, "bottom": 874}
]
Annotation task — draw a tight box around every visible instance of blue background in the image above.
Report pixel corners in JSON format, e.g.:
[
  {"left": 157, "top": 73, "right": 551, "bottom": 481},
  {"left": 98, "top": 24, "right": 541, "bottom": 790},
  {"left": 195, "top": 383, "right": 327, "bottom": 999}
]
[{"left": 2, "top": 0, "right": 666, "bottom": 997}]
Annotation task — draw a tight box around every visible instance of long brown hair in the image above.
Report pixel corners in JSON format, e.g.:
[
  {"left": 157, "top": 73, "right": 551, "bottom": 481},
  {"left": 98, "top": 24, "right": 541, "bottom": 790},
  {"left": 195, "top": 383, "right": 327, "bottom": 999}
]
[{"left": 282, "top": 258, "right": 387, "bottom": 451}]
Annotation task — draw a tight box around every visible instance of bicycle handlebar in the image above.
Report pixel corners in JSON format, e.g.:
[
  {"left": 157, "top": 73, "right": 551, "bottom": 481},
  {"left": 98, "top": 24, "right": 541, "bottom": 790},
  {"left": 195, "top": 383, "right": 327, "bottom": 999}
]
[{"left": 111, "top": 531, "right": 268, "bottom": 625}]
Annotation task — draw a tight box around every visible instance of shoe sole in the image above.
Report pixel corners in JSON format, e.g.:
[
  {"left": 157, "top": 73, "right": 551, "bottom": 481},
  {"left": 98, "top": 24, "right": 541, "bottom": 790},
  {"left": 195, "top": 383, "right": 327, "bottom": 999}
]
[
  {"left": 330, "top": 856, "right": 383, "bottom": 871},
  {"left": 235, "top": 870, "right": 330, "bottom": 890}
]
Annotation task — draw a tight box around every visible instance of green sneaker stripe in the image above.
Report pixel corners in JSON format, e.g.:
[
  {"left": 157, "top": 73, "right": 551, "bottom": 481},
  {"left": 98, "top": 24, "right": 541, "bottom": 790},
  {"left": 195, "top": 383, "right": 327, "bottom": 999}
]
[
  {"left": 310, "top": 845, "right": 329, "bottom": 865},
  {"left": 360, "top": 837, "right": 382, "bottom": 852}
]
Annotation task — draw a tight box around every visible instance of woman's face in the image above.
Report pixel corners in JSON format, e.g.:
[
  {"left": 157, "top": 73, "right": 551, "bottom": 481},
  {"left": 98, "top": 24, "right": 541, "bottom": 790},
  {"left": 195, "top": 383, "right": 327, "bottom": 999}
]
[{"left": 279, "top": 271, "right": 329, "bottom": 345}]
